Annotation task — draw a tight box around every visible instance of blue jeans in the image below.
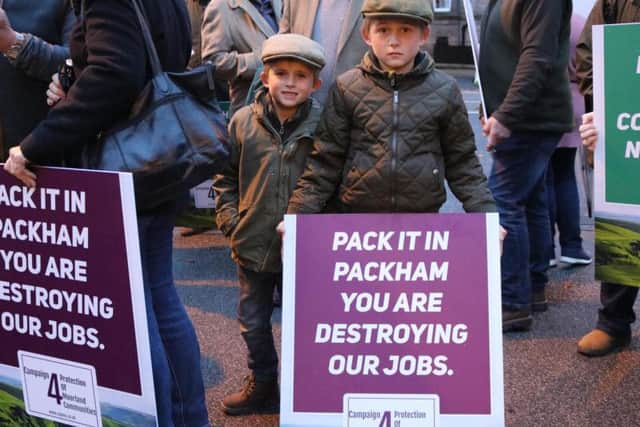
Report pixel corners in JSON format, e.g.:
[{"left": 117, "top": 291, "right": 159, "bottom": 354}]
[
  {"left": 546, "top": 147, "right": 584, "bottom": 258},
  {"left": 236, "top": 266, "right": 280, "bottom": 381},
  {"left": 138, "top": 213, "right": 210, "bottom": 427},
  {"left": 489, "top": 132, "right": 560, "bottom": 310}
]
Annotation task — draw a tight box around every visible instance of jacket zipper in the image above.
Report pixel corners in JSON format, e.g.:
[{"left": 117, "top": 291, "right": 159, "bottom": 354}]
[
  {"left": 260, "top": 117, "right": 286, "bottom": 269},
  {"left": 391, "top": 74, "right": 399, "bottom": 211}
]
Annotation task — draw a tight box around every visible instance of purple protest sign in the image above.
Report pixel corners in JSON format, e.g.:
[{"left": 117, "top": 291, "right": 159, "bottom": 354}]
[
  {"left": 281, "top": 213, "right": 504, "bottom": 427},
  {"left": 0, "top": 167, "right": 157, "bottom": 427}
]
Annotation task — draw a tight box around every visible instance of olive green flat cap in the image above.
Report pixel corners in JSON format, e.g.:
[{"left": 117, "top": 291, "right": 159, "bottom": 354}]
[
  {"left": 261, "top": 33, "right": 326, "bottom": 69},
  {"left": 361, "top": 0, "right": 434, "bottom": 25}
]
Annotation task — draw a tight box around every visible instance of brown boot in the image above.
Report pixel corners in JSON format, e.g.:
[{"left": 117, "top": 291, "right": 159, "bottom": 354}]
[
  {"left": 577, "top": 329, "right": 631, "bottom": 357},
  {"left": 222, "top": 374, "right": 279, "bottom": 415}
]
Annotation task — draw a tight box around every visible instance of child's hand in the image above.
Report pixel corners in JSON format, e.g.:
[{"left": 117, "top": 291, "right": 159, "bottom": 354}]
[
  {"left": 482, "top": 116, "right": 511, "bottom": 151},
  {"left": 579, "top": 112, "right": 597, "bottom": 152},
  {"left": 499, "top": 225, "right": 507, "bottom": 256}
]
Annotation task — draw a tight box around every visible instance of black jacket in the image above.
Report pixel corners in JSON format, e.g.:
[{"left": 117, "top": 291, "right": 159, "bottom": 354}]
[
  {"left": 20, "top": 0, "right": 191, "bottom": 165},
  {"left": 478, "top": 0, "right": 574, "bottom": 133}
]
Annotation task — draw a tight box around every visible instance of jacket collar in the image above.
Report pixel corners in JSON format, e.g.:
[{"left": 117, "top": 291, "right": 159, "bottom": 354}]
[
  {"left": 359, "top": 50, "right": 434, "bottom": 88},
  {"left": 227, "top": 0, "right": 281, "bottom": 37},
  {"left": 252, "top": 87, "right": 317, "bottom": 141}
]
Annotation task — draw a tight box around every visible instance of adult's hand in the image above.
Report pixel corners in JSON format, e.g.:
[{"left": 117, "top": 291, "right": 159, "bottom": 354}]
[
  {"left": 4, "top": 146, "right": 37, "bottom": 188},
  {"left": 482, "top": 116, "right": 511, "bottom": 151},
  {"left": 0, "top": 8, "right": 17, "bottom": 53},
  {"left": 579, "top": 112, "right": 597, "bottom": 152},
  {"left": 276, "top": 220, "right": 285, "bottom": 238},
  {"left": 46, "top": 73, "right": 66, "bottom": 106}
]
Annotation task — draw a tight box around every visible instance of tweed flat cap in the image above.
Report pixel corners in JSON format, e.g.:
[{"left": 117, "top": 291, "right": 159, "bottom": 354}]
[
  {"left": 361, "top": 0, "right": 434, "bottom": 25},
  {"left": 261, "top": 33, "right": 326, "bottom": 69}
]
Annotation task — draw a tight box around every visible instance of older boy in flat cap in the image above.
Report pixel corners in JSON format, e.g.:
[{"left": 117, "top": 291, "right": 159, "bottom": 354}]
[
  {"left": 213, "top": 33, "right": 325, "bottom": 415},
  {"left": 287, "top": 0, "right": 495, "bottom": 217}
]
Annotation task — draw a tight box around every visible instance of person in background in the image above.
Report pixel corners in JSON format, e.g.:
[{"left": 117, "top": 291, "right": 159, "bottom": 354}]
[
  {"left": 575, "top": 0, "right": 640, "bottom": 357},
  {"left": 3, "top": 0, "right": 211, "bottom": 425},
  {"left": 479, "top": 0, "right": 574, "bottom": 331},
  {"left": 0, "top": 0, "right": 74, "bottom": 158},
  {"left": 201, "top": 0, "right": 281, "bottom": 117},
  {"left": 279, "top": 0, "right": 367, "bottom": 106},
  {"left": 547, "top": 13, "right": 592, "bottom": 268},
  {"left": 214, "top": 33, "right": 325, "bottom": 415},
  {"left": 185, "top": 0, "right": 210, "bottom": 68}
]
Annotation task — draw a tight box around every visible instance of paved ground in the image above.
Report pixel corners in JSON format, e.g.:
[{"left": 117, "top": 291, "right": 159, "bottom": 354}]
[{"left": 172, "top": 69, "right": 640, "bottom": 427}]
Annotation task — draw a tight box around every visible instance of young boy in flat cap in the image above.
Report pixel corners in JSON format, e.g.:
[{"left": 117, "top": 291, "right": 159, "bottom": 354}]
[
  {"left": 213, "top": 33, "right": 325, "bottom": 415},
  {"left": 286, "top": 0, "right": 495, "bottom": 216}
]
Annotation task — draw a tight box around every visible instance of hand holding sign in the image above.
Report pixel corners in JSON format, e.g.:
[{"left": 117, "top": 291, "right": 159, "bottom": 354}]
[
  {"left": 4, "top": 146, "right": 36, "bottom": 188},
  {"left": 580, "top": 112, "right": 597, "bottom": 151}
]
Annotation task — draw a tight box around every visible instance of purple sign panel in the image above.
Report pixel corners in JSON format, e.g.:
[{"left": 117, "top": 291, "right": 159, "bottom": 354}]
[
  {"left": 0, "top": 167, "right": 141, "bottom": 395},
  {"left": 293, "top": 213, "right": 490, "bottom": 414}
]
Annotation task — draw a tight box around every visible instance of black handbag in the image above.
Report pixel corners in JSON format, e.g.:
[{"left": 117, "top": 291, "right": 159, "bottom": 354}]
[{"left": 84, "top": 0, "right": 229, "bottom": 210}]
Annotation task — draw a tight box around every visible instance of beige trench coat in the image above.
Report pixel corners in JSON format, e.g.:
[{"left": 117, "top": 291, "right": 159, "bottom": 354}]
[{"left": 201, "top": 0, "right": 282, "bottom": 116}]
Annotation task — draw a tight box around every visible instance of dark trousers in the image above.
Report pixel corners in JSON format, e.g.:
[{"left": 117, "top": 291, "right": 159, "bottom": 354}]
[
  {"left": 237, "top": 266, "right": 281, "bottom": 381},
  {"left": 489, "top": 132, "right": 560, "bottom": 309},
  {"left": 597, "top": 282, "right": 639, "bottom": 337},
  {"left": 547, "top": 147, "right": 584, "bottom": 258}
]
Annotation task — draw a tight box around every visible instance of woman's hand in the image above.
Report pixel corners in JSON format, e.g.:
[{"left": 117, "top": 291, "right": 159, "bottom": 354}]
[
  {"left": 4, "top": 146, "right": 37, "bottom": 188},
  {"left": 46, "top": 73, "right": 66, "bottom": 106}
]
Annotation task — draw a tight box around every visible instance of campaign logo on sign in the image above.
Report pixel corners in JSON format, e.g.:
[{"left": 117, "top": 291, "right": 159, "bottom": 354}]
[
  {"left": 19, "top": 351, "right": 101, "bottom": 427},
  {"left": 343, "top": 394, "right": 439, "bottom": 427}
]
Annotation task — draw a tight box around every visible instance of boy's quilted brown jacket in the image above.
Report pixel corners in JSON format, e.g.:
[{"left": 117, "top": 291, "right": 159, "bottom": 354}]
[{"left": 288, "top": 51, "right": 496, "bottom": 214}]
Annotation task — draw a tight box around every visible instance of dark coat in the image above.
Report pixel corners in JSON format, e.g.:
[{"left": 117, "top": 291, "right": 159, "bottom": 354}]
[
  {"left": 0, "top": 0, "right": 74, "bottom": 157},
  {"left": 287, "top": 52, "right": 496, "bottom": 215},
  {"left": 214, "top": 88, "right": 322, "bottom": 272},
  {"left": 576, "top": 0, "right": 640, "bottom": 96},
  {"left": 20, "top": 0, "right": 191, "bottom": 166},
  {"left": 478, "top": 0, "right": 574, "bottom": 133}
]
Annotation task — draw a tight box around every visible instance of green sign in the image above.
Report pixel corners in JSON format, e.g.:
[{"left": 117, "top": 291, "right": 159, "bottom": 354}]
[{"left": 604, "top": 24, "right": 640, "bottom": 204}]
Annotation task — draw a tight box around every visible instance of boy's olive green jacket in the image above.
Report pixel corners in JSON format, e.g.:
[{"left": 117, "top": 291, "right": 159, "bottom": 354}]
[
  {"left": 214, "top": 90, "right": 322, "bottom": 272},
  {"left": 287, "top": 51, "right": 496, "bottom": 214}
]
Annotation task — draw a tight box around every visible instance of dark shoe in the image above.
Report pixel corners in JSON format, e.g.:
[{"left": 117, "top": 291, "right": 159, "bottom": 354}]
[
  {"left": 577, "top": 329, "right": 631, "bottom": 357},
  {"left": 502, "top": 308, "right": 533, "bottom": 332},
  {"left": 222, "top": 374, "right": 279, "bottom": 415},
  {"left": 532, "top": 290, "right": 548, "bottom": 312},
  {"left": 560, "top": 249, "right": 592, "bottom": 266}
]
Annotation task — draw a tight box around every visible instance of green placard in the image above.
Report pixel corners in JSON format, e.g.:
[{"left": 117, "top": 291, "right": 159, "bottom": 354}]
[{"left": 604, "top": 25, "right": 640, "bottom": 204}]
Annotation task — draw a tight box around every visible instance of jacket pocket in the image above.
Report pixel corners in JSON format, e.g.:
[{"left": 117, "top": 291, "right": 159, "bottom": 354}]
[
  {"left": 229, "top": 206, "right": 250, "bottom": 241},
  {"left": 342, "top": 150, "right": 366, "bottom": 190},
  {"left": 424, "top": 152, "right": 446, "bottom": 201}
]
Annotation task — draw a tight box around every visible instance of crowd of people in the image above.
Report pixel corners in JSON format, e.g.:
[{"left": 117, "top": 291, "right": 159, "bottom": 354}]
[{"left": 0, "top": 0, "right": 634, "bottom": 424}]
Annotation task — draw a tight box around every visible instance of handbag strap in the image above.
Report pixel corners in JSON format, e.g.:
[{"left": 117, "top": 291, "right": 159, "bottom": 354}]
[
  {"left": 79, "top": 0, "right": 167, "bottom": 87},
  {"left": 129, "top": 0, "right": 164, "bottom": 78}
]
